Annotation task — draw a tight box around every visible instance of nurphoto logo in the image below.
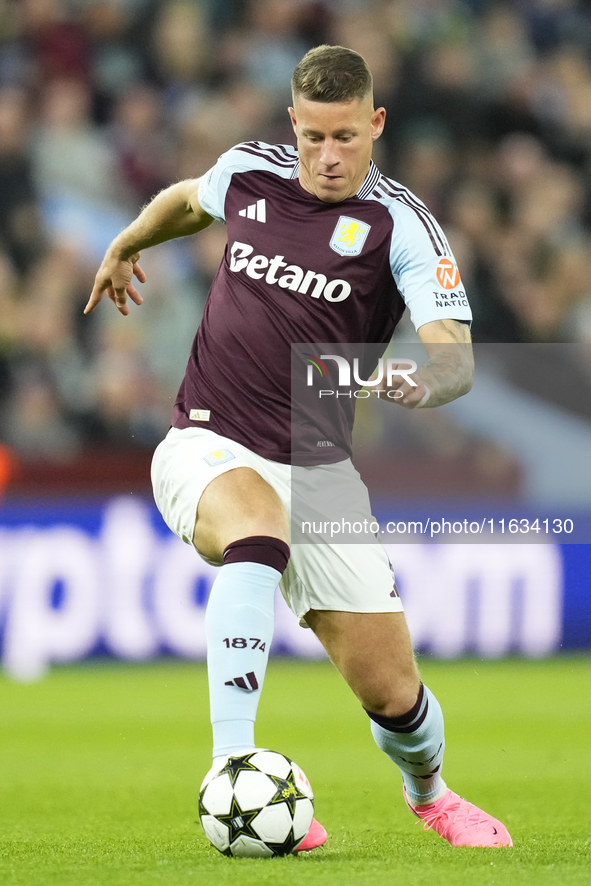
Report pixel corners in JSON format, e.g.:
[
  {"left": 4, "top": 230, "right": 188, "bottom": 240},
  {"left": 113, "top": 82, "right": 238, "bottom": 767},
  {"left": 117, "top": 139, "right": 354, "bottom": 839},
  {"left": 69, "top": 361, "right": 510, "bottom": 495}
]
[{"left": 304, "top": 354, "right": 418, "bottom": 399}]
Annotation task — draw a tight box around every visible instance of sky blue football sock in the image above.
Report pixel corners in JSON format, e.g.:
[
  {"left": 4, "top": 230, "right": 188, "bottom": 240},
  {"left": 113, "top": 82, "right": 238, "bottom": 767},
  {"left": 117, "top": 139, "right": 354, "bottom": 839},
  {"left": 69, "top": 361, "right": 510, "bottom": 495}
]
[
  {"left": 205, "top": 536, "right": 289, "bottom": 758},
  {"left": 366, "top": 684, "right": 447, "bottom": 805},
  {"left": 206, "top": 561, "right": 277, "bottom": 757}
]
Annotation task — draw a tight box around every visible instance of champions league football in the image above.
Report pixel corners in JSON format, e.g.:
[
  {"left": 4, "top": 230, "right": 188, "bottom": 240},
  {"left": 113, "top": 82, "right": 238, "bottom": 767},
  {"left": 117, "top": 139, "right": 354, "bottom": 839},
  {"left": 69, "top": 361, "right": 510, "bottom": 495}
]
[{"left": 199, "top": 751, "right": 314, "bottom": 857}]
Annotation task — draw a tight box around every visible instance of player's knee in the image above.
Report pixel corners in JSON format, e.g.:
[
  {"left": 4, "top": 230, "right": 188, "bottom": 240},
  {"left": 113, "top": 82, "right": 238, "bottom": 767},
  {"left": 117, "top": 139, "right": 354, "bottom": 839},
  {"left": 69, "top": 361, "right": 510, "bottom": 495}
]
[
  {"left": 362, "top": 672, "right": 421, "bottom": 719},
  {"left": 194, "top": 467, "right": 289, "bottom": 557},
  {"left": 223, "top": 506, "right": 289, "bottom": 549}
]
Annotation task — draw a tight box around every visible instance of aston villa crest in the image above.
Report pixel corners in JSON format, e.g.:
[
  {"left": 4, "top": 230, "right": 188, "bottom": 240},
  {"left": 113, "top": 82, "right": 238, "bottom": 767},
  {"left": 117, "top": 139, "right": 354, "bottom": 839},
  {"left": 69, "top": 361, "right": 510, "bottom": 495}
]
[{"left": 330, "top": 216, "right": 371, "bottom": 256}]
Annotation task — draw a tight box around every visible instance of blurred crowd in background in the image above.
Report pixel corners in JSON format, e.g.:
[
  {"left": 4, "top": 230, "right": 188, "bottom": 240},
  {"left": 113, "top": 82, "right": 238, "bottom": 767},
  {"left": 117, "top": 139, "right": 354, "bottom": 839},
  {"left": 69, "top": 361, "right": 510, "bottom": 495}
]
[{"left": 2, "top": 0, "right": 591, "bottom": 464}]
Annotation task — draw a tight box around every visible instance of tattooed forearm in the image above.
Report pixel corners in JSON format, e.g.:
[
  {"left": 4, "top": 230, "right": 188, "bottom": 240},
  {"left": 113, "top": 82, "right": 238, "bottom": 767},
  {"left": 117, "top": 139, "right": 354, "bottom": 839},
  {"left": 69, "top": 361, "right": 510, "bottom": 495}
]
[
  {"left": 381, "top": 319, "right": 474, "bottom": 409},
  {"left": 414, "top": 345, "right": 474, "bottom": 407}
]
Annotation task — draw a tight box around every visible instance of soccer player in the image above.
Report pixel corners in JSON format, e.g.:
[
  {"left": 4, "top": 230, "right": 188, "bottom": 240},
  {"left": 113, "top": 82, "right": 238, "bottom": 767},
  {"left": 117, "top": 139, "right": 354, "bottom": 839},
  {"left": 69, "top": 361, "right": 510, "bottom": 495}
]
[{"left": 86, "top": 45, "right": 512, "bottom": 850}]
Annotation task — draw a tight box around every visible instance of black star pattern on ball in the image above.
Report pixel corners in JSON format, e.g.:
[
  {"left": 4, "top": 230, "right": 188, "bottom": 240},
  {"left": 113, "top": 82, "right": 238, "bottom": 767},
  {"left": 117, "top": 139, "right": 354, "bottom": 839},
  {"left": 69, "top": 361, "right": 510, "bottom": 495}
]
[
  {"left": 219, "top": 753, "right": 259, "bottom": 787},
  {"left": 267, "top": 770, "right": 307, "bottom": 817},
  {"left": 215, "top": 795, "right": 261, "bottom": 846}
]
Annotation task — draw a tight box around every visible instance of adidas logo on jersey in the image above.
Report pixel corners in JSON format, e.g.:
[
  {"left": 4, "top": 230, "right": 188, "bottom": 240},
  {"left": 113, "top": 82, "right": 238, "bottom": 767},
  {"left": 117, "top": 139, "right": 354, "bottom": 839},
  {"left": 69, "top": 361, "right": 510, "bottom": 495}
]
[
  {"left": 238, "top": 199, "right": 266, "bottom": 222},
  {"left": 224, "top": 671, "right": 259, "bottom": 691},
  {"left": 229, "top": 241, "right": 352, "bottom": 303}
]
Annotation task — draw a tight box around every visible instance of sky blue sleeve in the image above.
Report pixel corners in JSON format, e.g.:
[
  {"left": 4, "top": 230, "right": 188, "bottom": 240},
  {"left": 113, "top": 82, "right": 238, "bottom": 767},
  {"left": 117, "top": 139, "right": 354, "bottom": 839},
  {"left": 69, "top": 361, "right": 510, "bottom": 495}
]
[
  {"left": 197, "top": 146, "right": 252, "bottom": 224},
  {"left": 388, "top": 201, "right": 472, "bottom": 331}
]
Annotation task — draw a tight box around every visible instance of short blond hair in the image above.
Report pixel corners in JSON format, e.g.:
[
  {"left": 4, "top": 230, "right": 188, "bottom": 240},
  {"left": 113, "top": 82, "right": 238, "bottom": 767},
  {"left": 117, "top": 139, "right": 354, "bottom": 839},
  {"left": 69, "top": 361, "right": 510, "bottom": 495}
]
[{"left": 291, "top": 45, "right": 373, "bottom": 104}]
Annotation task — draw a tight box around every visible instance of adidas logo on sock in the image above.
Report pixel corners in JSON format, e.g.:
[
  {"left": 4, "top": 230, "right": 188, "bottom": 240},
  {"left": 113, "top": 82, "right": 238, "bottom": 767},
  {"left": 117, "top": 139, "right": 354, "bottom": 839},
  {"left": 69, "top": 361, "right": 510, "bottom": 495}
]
[
  {"left": 225, "top": 671, "right": 259, "bottom": 691},
  {"left": 238, "top": 199, "right": 266, "bottom": 222}
]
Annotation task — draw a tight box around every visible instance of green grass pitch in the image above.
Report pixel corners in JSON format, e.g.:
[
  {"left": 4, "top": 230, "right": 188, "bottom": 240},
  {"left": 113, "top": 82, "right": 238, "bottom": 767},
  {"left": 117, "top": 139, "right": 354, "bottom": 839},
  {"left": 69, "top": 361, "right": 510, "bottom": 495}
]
[{"left": 0, "top": 657, "right": 589, "bottom": 886}]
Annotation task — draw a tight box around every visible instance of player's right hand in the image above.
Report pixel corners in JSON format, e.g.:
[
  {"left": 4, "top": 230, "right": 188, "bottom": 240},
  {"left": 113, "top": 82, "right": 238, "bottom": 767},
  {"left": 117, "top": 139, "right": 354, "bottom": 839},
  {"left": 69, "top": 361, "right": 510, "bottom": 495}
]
[{"left": 84, "top": 251, "right": 146, "bottom": 316}]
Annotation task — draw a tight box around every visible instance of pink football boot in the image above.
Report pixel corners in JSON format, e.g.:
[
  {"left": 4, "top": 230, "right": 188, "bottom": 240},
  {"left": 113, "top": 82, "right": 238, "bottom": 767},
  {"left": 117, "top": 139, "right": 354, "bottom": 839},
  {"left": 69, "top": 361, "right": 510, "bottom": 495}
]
[
  {"left": 405, "top": 787, "right": 513, "bottom": 847},
  {"left": 293, "top": 818, "right": 328, "bottom": 853}
]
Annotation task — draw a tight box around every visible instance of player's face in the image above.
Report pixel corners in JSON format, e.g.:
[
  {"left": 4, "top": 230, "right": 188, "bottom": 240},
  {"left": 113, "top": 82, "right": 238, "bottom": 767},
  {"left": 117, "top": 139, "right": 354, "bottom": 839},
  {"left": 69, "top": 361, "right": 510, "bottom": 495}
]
[{"left": 288, "top": 95, "right": 385, "bottom": 203}]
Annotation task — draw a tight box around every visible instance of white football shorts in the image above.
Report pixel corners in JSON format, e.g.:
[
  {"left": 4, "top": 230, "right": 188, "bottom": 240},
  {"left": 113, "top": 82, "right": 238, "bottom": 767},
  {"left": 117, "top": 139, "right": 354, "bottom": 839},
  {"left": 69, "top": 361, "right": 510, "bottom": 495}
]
[{"left": 151, "top": 426, "right": 403, "bottom": 621}]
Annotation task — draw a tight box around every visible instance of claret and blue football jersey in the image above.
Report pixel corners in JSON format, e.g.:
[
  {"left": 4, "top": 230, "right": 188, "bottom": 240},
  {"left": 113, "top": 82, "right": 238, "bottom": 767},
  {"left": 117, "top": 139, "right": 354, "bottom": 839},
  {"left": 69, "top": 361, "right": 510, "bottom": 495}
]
[{"left": 172, "top": 141, "right": 472, "bottom": 464}]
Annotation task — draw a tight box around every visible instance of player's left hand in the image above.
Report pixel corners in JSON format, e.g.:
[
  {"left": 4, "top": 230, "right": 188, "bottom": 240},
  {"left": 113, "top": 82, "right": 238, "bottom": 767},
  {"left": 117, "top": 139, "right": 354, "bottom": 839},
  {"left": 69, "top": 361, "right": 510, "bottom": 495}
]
[{"left": 376, "top": 363, "right": 428, "bottom": 409}]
